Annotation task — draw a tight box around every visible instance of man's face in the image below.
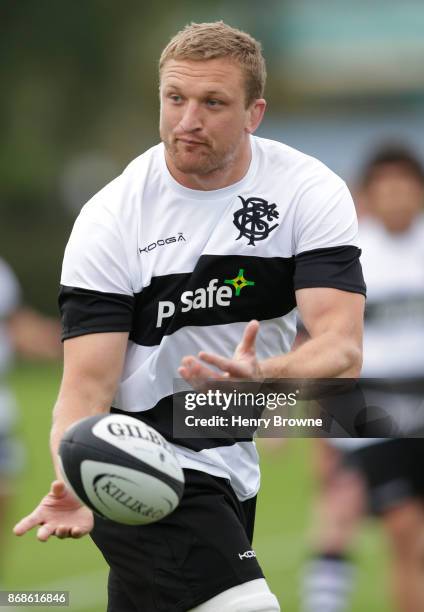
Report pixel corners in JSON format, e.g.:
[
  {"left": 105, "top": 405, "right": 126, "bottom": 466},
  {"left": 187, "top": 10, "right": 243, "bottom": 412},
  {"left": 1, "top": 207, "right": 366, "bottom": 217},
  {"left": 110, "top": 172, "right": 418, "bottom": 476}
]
[
  {"left": 365, "top": 165, "right": 424, "bottom": 233},
  {"left": 159, "top": 58, "right": 260, "bottom": 178}
]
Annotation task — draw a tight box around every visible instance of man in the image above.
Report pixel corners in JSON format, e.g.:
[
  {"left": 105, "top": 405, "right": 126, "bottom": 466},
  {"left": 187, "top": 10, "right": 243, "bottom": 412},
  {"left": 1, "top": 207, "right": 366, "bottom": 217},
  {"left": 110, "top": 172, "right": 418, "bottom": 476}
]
[
  {"left": 0, "top": 256, "right": 60, "bottom": 585},
  {"left": 0, "top": 257, "right": 22, "bottom": 587},
  {"left": 302, "top": 147, "right": 424, "bottom": 612},
  {"left": 14, "top": 22, "right": 365, "bottom": 612}
]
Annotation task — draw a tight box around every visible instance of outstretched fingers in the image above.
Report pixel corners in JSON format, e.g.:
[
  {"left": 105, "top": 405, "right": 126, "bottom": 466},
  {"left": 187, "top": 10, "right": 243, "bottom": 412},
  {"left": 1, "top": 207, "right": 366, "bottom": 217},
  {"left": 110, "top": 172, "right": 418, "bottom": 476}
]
[
  {"left": 70, "top": 526, "right": 85, "bottom": 539},
  {"left": 178, "top": 356, "right": 225, "bottom": 388},
  {"left": 55, "top": 524, "right": 72, "bottom": 539},
  {"left": 237, "top": 320, "right": 260, "bottom": 355},
  {"left": 51, "top": 480, "right": 67, "bottom": 497},
  {"left": 55, "top": 523, "right": 87, "bottom": 539},
  {"left": 198, "top": 352, "right": 245, "bottom": 377},
  {"left": 15, "top": 511, "right": 89, "bottom": 541},
  {"left": 36, "top": 523, "right": 56, "bottom": 542},
  {"left": 178, "top": 321, "right": 261, "bottom": 386},
  {"left": 13, "top": 512, "right": 41, "bottom": 537}
]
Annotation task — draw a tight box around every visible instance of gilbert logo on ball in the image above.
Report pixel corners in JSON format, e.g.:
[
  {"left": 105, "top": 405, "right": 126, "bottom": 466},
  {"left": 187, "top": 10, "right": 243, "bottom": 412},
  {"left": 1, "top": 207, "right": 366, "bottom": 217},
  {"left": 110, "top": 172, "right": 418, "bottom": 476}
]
[{"left": 58, "top": 414, "right": 185, "bottom": 525}]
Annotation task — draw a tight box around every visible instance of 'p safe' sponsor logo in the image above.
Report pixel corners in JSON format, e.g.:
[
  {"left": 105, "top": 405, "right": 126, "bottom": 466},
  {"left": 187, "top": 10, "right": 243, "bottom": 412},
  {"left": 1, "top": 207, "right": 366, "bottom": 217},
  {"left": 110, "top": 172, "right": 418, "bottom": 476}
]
[{"left": 156, "top": 269, "right": 255, "bottom": 328}]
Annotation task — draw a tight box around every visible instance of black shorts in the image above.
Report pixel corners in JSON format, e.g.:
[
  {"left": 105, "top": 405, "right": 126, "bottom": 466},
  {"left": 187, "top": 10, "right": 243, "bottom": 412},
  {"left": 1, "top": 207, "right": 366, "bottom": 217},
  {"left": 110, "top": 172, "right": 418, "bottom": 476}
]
[
  {"left": 343, "top": 439, "right": 424, "bottom": 515},
  {"left": 91, "top": 469, "right": 264, "bottom": 612}
]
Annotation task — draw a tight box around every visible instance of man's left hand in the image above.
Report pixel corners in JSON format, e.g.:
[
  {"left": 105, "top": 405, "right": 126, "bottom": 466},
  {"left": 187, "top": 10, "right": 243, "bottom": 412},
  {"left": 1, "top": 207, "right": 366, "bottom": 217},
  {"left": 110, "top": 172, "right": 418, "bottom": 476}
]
[{"left": 178, "top": 320, "right": 263, "bottom": 390}]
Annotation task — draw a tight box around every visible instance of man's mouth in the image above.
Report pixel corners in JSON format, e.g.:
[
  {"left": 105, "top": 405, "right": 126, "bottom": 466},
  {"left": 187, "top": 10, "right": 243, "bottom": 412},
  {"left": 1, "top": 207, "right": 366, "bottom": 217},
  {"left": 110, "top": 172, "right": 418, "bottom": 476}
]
[{"left": 177, "top": 138, "right": 208, "bottom": 146}]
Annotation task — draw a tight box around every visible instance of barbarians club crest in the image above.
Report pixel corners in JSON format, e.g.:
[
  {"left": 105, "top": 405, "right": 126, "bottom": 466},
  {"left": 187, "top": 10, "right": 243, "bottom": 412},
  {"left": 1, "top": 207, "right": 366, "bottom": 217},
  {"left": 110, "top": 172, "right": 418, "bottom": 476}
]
[{"left": 233, "top": 196, "right": 279, "bottom": 246}]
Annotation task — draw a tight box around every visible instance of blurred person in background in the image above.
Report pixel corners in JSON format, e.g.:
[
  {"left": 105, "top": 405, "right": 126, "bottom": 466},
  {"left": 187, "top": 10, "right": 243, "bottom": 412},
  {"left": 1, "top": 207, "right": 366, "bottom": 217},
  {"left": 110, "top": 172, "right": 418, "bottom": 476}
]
[
  {"left": 302, "top": 146, "right": 424, "bottom": 612},
  {"left": 0, "top": 256, "right": 61, "bottom": 585}
]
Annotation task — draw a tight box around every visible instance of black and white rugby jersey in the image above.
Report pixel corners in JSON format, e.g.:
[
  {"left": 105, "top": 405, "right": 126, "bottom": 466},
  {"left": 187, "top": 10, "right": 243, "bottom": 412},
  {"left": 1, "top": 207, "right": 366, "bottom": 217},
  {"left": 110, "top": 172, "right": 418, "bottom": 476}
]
[
  {"left": 59, "top": 135, "right": 365, "bottom": 500},
  {"left": 360, "top": 215, "right": 424, "bottom": 378},
  {"left": 332, "top": 214, "right": 424, "bottom": 451}
]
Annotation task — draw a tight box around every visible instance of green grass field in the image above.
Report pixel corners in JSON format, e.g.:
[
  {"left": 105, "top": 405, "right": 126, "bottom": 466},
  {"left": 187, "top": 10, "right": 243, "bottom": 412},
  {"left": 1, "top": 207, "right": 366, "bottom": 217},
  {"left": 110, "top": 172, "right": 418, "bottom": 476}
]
[{"left": 2, "top": 362, "right": 393, "bottom": 611}]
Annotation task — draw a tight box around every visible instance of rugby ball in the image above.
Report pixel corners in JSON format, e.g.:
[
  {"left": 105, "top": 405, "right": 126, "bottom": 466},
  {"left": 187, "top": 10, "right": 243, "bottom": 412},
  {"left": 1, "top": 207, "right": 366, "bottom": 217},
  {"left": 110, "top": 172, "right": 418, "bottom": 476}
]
[{"left": 58, "top": 414, "right": 185, "bottom": 525}]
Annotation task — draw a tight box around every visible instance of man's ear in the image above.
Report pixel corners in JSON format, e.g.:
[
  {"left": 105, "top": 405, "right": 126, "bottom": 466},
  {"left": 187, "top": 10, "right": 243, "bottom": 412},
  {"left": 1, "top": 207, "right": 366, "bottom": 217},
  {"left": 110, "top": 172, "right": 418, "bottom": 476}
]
[{"left": 246, "top": 99, "right": 267, "bottom": 134}]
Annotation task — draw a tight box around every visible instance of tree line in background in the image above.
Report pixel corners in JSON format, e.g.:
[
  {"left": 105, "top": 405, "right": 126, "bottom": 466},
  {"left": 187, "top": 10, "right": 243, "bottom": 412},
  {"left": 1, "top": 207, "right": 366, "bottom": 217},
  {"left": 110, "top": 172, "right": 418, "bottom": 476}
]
[{"left": 1, "top": 0, "right": 288, "bottom": 311}]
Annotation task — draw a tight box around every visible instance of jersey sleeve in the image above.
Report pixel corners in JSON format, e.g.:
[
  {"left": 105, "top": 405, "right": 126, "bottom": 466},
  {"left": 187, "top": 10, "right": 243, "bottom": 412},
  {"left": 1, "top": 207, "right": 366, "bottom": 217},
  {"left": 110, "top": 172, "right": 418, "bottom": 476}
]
[
  {"left": 293, "top": 170, "right": 366, "bottom": 296},
  {"left": 59, "top": 204, "right": 135, "bottom": 340},
  {"left": 0, "top": 258, "right": 21, "bottom": 319}
]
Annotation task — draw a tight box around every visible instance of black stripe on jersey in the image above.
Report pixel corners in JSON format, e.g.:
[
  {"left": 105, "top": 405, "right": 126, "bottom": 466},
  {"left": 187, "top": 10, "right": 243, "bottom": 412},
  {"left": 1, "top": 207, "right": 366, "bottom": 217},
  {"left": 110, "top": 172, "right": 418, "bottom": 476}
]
[
  {"left": 59, "top": 286, "right": 134, "bottom": 341},
  {"left": 294, "top": 245, "right": 366, "bottom": 296},
  {"left": 59, "top": 247, "right": 365, "bottom": 343},
  {"left": 111, "top": 396, "right": 253, "bottom": 452},
  {"left": 130, "top": 254, "right": 296, "bottom": 346},
  {"left": 365, "top": 295, "right": 424, "bottom": 322}
]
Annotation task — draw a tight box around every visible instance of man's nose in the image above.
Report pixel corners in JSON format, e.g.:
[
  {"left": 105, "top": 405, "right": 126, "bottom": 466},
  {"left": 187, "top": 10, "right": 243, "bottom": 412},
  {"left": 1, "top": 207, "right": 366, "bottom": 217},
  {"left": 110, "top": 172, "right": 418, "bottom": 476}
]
[{"left": 178, "top": 101, "right": 202, "bottom": 132}]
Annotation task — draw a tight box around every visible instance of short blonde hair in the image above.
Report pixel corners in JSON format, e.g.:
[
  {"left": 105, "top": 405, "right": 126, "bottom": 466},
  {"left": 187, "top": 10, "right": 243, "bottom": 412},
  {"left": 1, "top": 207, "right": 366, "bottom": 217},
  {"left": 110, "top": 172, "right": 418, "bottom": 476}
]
[{"left": 159, "top": 21, "right": 266, "bottom": 107}]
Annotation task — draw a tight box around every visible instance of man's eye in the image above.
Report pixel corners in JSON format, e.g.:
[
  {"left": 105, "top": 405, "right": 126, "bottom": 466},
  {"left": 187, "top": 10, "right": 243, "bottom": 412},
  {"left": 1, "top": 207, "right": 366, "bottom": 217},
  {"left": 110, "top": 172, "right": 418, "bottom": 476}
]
[
  {"left": 169, "top": 94, "right": 182, "bottom": 103},
  {"left": 206, "top": 99, "right": 221, "bottom": 107}
]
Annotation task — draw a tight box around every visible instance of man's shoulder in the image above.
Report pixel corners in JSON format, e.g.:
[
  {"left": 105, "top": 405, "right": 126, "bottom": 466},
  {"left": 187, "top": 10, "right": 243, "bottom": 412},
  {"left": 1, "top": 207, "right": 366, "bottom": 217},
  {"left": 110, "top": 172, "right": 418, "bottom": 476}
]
[
  {"left": 414, "top": 213, "right": 424, "bottom": 236},
  {"left": 360, "top": 214, "right": 424, "bottom": 244},
  {"left": 253, "top": 135, "right": 344, "bottom": 187},
  {"left": 0, "top": 257, "right": 20, "bottom": 316}
]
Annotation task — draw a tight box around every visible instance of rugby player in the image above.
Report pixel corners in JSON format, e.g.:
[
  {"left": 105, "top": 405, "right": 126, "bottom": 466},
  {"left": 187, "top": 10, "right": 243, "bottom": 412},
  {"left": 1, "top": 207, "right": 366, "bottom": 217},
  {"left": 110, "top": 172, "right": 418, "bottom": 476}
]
[
  {"left": 14, "top": 22, "right": 365, "bottom": 611},
  {"left": 302, "top": 147, "right": 424, "bottom": 612},
  {"left": 0, "top": 256, "right": 60, "bottom": 584},
  {"left": 0, "top": 257, "right": 22, "bottom": 587}
]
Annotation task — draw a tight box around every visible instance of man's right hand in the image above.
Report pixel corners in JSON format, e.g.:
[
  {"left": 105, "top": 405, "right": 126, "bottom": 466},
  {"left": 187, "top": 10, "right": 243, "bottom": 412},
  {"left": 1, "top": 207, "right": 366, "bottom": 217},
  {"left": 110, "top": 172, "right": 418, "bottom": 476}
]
[{"left": 13, "top": 480, "right": 94, "bottom": 542}]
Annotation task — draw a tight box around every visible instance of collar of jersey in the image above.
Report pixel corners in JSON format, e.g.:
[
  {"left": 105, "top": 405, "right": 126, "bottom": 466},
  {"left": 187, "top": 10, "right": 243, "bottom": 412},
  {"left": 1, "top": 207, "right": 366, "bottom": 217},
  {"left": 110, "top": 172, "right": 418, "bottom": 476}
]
[{"left": 159, "top": 136, "right": 258, "bottom": 200}]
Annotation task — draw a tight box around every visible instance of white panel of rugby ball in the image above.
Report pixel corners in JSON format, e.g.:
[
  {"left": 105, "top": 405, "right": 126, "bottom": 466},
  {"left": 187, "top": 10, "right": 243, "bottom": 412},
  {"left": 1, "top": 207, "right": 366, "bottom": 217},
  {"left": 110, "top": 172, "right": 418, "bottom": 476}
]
[{"left": 58, "top": 414, "right": 185, "bottom": 525}]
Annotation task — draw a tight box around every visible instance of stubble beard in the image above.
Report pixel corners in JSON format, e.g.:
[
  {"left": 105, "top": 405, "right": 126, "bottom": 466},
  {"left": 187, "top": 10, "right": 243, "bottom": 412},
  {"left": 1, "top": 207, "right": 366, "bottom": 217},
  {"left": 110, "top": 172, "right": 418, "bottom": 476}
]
[{"left": 163, "top": 136, "right": 239, "bottom": 177}]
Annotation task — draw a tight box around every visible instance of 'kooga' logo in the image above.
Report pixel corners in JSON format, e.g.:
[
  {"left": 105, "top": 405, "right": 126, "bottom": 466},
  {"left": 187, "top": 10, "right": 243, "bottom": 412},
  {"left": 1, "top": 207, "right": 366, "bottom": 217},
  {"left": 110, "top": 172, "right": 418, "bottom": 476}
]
[
  {"left": 156, "top": 269, "right": 255, "bottom": 328},
  {"left": 139, "top": 233, "right": 186, "bottom": 254},
  {"left": 238, "top": 550, "right": 256, "bottom": 560}
]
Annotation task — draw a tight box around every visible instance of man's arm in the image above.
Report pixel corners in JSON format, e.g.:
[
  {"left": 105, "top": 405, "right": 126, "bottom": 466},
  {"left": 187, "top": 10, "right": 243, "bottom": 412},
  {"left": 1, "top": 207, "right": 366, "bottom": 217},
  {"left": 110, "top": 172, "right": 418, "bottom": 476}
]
[
  {"left": 7, "top": 307, "right": 61, "bottom": 360},
  {"left": 179, "top": 288, "right": 364, "bottom": 383},
  {"left": 14, "top": 331, "right": 128, "bottom": 541},
  {"left": 50, "top": 331, "right": 129, "bottom": 476},
  {"left": 261, "top": 287, "right": 364, "bottom": 378}
]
